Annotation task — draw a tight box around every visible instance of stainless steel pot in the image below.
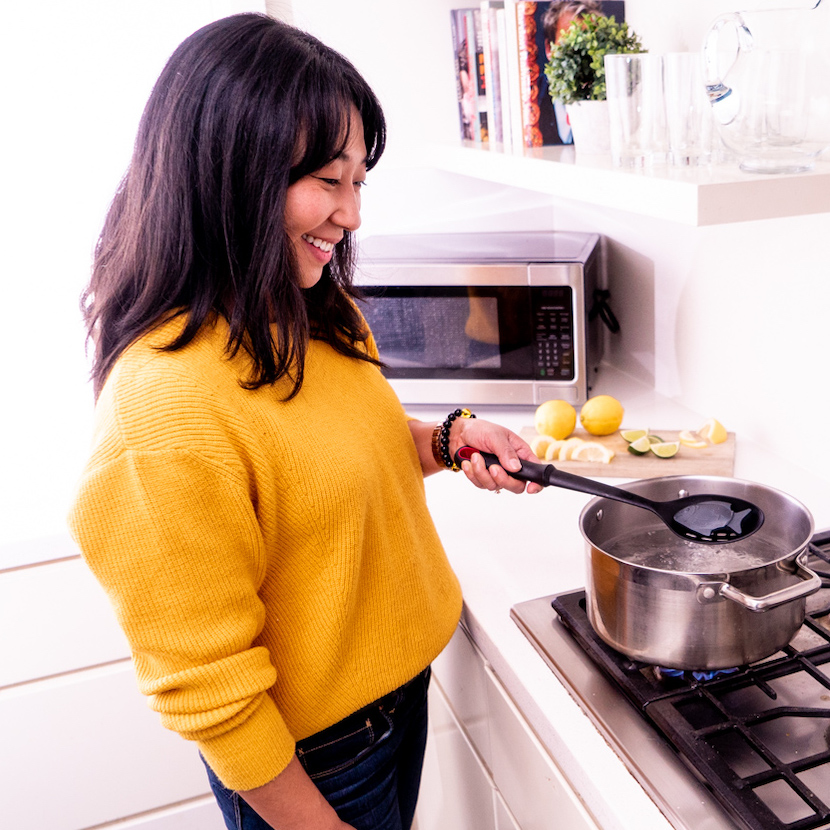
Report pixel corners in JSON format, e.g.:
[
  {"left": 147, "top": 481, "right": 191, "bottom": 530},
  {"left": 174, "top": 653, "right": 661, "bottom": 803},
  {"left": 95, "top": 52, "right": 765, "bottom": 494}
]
[{"left": 579, "top": 475, "right": 819, "bottom": 670}]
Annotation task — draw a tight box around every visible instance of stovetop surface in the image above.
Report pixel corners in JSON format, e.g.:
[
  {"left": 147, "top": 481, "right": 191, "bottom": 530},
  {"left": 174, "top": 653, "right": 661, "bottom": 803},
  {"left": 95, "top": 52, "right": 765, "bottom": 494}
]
[{"left": 511, "top": 537, "right": 830, "bottom": 830}]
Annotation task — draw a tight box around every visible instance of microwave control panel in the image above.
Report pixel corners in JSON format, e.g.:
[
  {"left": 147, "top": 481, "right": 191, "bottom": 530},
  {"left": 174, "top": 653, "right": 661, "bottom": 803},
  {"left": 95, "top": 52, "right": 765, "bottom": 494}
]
[{"left": 532, "top": 287, "right": 574, "bottom": 380}]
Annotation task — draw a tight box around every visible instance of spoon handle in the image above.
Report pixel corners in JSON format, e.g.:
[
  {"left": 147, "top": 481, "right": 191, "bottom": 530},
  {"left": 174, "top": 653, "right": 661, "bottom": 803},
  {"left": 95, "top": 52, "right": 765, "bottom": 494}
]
[{"left": 454, "top": 446, "right": 655, "bottom": 509}]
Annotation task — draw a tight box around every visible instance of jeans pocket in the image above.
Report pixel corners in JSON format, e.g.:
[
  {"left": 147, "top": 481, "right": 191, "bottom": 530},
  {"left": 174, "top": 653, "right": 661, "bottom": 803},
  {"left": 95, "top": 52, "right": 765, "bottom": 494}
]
[{"left": 296, "top": 704, "right": 394, "bottom": 781}]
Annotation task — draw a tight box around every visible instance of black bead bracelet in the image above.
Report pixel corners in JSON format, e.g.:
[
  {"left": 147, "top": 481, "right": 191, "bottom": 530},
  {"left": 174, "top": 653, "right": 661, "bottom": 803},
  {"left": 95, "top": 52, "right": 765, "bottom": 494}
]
[{"left": 431, "top": 408, "right": 476, "bottom": 471}]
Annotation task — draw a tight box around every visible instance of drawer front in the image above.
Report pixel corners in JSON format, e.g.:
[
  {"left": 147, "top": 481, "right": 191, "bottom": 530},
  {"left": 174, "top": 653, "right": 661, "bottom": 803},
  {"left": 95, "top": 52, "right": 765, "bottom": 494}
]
[
  {"left": 95, "top": 796, "right": 225, "bottom": 829},
  {"left": 485, "top": 663, "right": 600, "bottom": 830},
  {"left": 0, "top": 663, "right": 211, "bottom": 830},
  {"left": 431, "top": 623, "right": 493, "bottom": 768},
  {"left": 417, "top": 681, "right": 498, "bottom": 830},
  {"left": 0, "top": 557, "right": 129, "bottom": 686}
]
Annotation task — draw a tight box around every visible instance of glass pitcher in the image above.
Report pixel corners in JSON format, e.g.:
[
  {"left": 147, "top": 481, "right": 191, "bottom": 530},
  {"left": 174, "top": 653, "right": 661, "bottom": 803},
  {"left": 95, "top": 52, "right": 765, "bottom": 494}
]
[{"left": 703, "top": 0, "right": 830, "bottom": 173}]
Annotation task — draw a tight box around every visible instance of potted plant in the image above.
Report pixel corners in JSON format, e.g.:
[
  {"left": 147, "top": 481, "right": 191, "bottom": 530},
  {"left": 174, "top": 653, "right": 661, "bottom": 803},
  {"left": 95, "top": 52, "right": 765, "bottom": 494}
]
[{"left": 544, "top": 13, "right": 645, "bottom": 153}]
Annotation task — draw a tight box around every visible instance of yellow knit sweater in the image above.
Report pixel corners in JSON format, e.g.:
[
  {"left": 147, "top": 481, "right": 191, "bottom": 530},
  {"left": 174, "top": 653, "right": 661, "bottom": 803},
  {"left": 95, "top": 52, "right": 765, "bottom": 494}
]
[{"left": 68, "top": 315, "right": 462, "bottom": 790}]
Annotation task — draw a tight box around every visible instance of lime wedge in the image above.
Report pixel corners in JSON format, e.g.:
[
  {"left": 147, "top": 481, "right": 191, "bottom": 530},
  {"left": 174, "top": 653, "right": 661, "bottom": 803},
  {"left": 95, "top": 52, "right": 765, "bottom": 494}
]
[
  {"left": 621, "top": 429, "right": 648, "bottom": 444},
  {"left": 646, "top": 434, "right": 664, "bottom": 444},
  {"left": 650, "top": 441, "right": 680, "bottom": 459},
  {"left": 627, "top": 435, "right": 651, "bottom": 455}
]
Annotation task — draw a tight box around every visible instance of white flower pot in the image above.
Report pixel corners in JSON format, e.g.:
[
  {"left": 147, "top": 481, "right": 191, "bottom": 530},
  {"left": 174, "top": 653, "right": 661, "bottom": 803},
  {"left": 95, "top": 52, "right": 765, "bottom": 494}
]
[{"left": 565, "top": 100, "right": 611, "bottom": 155}]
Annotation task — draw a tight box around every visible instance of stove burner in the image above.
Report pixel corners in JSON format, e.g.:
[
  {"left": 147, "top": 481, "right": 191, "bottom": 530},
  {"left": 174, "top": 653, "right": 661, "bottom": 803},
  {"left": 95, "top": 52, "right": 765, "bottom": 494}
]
[
  {"left": 549, "top": 537, "right": 830, "bottom": 830},
  {"left": 656, "top": 666, "right": 740, "bottom": 683}
]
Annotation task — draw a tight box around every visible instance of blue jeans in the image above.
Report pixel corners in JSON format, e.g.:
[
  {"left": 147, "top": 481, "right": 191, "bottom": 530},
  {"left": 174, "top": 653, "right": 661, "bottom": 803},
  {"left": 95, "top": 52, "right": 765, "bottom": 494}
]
[{"left": 204, "top": 666, "right": 431, "bottom": 830}]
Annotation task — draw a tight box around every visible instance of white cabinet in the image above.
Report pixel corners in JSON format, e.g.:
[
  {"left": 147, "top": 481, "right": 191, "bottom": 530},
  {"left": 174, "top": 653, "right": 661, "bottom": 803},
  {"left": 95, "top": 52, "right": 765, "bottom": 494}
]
[
  {"left": 0, "top": 548, "right": 225, "bottom": 830},
  {"left": 417, "top": 624, "right": 599, "bottom": 830}
]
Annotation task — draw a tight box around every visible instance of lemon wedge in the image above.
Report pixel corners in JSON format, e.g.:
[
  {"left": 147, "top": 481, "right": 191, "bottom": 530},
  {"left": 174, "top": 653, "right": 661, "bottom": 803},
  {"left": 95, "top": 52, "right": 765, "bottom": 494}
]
[
  {"left": 530, "top": 435, "right": 556, "bottom": 458},
  {"left": 544, "top": 439, "right": 566, "bottom": 461},
  {"left": 627, "top": 435, "right": 652, "bottom": 455},
  {"left": 650, "top": 441, "right": 680, "bottom": 458},
  {"left": 571, "top": 442, "right": 615, "bottom": 464},
  {"left": 558, "top": 437, "right": 586, "bottom": 460},
  {"left": 699, "top": 418, "right": 728, "bottom": 444},
  {"left": 679, "top": 429, "right": 708, "bottom": 449}
]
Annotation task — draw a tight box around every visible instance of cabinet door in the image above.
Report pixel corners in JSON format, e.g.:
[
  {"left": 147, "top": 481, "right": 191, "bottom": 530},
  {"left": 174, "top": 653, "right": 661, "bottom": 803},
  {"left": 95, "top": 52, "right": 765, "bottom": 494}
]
[
  {"left": 485, "top": 664, "right": 600, "bottom": 830},
  {"left": 92, "top": 797, "right": 226, "bottom": 829},
  {"left": 0, "top": 663, "right": 213, "bottom": 830},
  {"left": 416, "top": 681, "right": 497, "bottom": 830},
  {"left": 494, "top": 788, "right": 524, "bottom": 830},
  {"left": 0, "top": 557, "right": 130, "bottom": 686}
]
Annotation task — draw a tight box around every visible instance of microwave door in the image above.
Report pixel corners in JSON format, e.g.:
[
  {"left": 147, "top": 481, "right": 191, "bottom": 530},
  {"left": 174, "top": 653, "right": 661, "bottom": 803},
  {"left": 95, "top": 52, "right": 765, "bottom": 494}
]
[{"left": 359, "top": 287, "right": 536, "bottom": 382}]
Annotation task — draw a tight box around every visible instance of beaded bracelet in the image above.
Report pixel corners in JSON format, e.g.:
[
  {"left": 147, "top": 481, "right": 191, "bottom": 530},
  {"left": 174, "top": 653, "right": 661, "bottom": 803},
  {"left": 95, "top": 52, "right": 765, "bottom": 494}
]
[{"left": 431, "top": 408, "right": 476, "bottom": 471}]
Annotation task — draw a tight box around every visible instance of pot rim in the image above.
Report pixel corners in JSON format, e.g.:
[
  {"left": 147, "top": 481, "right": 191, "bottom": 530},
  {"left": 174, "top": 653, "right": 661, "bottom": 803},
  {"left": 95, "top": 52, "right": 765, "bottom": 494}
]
[{"left": 578, "top": 473, "right": 814, "bottom": 577}]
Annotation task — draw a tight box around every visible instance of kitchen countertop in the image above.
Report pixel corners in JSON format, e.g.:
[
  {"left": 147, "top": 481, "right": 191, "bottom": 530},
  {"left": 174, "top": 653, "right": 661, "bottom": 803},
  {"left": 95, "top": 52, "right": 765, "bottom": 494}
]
[{"left": 413, "top": 367, "right": 830, "bottom": 830}]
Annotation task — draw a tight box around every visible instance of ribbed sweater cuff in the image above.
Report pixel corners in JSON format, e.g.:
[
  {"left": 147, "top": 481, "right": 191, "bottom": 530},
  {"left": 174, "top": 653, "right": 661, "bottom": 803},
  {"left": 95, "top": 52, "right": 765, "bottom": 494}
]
[{"left": 198, "top": 694, "right": 296, "bottom": 791}]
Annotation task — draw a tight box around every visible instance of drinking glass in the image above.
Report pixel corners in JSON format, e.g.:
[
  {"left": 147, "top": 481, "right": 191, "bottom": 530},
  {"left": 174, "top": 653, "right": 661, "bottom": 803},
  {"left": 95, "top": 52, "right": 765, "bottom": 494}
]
[
  {"left": 663, "top": 52, "right": 714, "bottom": 166},
  {"left": 604, "top": 53, "right": 667, "bottom": 168}
]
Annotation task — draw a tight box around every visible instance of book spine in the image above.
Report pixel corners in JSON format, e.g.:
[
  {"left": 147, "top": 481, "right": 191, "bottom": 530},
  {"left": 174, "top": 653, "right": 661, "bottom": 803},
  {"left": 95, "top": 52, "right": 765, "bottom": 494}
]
[
  {"left": 470, "top": 9, "right": 489, "bottom": 143},
  {"left": 501, "top": 0, "right": 524, "bottom": 151},
  {"left": 494, "top": 6, "right": 513, "bottom": 152},
  {"left": 516, "top": 1, "right": 542, "bottom": 148},
  {"left": 480, "top": 1, "right": 503, "bottom": 145}
]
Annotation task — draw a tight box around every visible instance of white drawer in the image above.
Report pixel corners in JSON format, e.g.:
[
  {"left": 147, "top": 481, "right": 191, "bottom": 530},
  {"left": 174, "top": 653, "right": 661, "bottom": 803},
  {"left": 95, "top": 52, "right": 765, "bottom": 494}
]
[
  {"left": 94, "top": 796, "right": 225, "bottom": 829},
  {"left": 0, "top": 662, "right": 212, "bottom": 830},
  {"left": 0, "top": 557, "right": 130, "bottom": 686},
  {"left": 431, "top": 622, "right": 493, "bottom": 768},
  {"left": 417, "top": 681, "right": 498, "bottom": 830},
  {"left": 485, "top": 663, "right": 600, "bottom": 830}
]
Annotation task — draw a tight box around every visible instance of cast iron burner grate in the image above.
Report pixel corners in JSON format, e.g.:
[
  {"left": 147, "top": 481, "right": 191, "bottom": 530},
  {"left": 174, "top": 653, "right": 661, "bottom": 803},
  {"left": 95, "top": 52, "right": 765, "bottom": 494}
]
[{"left": 553, "top": 539, "right": 830, "bottom": 830}]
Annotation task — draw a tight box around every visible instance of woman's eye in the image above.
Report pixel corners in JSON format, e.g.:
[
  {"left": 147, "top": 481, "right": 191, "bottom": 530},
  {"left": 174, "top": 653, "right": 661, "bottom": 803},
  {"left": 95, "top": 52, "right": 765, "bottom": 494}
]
[{"left": 317, "top": 177, "right": 339, "bottom": 186}]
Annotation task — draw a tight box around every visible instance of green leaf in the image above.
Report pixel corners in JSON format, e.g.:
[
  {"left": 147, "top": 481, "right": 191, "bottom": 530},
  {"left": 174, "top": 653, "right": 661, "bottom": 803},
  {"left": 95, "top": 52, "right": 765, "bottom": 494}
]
[{"left": 544, "top": 14, "right": 645, "bottom": 105}]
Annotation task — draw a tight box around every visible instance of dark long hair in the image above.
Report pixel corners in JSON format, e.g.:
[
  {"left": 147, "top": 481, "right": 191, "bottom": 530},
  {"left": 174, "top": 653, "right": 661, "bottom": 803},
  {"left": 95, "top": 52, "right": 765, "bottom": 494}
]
[{"left": 82, "top": 13, "right": 386, "bottom": 398}]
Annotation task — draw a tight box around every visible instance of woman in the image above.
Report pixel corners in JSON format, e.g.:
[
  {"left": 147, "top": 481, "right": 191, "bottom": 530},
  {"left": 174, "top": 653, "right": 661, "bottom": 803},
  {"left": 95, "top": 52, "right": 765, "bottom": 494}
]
[{"left": 69, "top": 13, "right": 541, "bottom": 830}]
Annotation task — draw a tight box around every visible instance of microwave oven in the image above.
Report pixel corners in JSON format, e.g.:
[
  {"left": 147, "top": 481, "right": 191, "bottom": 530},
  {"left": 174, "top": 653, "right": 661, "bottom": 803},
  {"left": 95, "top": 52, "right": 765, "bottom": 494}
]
[{"left": 355, "top": 231, "right": 606, "bottom": 406}]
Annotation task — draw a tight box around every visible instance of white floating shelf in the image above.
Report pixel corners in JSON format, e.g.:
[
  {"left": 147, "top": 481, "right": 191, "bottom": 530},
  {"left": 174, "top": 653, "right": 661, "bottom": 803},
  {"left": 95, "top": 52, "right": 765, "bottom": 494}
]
[{"left": 419, "top": 142, "right": 830, "bottom": 227}]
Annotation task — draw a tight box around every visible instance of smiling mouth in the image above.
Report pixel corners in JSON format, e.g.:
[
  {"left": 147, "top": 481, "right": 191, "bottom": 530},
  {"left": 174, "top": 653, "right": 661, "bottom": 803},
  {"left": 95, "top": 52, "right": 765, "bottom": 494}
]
[{"left": 301, "top": 233, "right": 336, "bottom": 253}]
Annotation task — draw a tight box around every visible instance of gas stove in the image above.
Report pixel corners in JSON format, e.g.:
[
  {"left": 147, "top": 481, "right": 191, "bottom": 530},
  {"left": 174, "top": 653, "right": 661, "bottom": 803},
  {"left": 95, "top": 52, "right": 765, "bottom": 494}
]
[{"left": 511, "top": 531, "right": 830, "bottom": 830}]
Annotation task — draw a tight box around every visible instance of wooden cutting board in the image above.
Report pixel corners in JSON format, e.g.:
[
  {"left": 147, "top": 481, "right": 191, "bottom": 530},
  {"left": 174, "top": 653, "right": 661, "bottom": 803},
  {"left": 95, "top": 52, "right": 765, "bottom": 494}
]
[{"left": 519, "top": 427, "right": 736, "bottom": 479}]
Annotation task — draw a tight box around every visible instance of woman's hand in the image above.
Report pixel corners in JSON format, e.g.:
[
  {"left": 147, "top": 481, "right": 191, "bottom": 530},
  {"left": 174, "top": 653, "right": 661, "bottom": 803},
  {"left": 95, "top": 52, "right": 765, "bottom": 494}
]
[
  {"left": 238, "top": 756, "right": 356, "bottom": 829},
  {"left": 451, "top": 418, "right": 544, "bottom": 495}
]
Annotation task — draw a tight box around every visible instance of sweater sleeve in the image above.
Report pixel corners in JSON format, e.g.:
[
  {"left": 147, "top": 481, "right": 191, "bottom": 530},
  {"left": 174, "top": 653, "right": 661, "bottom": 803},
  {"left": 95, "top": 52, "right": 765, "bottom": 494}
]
[{"left": 69, "top": 445, "right": 296, "bottom": 789}]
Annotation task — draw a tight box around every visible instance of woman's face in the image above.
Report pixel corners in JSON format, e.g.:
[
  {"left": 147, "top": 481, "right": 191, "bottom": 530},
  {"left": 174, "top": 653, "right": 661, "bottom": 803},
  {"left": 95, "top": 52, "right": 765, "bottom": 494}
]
[{"left": 284, "top": 109, "right": 368, "bottom": 289}]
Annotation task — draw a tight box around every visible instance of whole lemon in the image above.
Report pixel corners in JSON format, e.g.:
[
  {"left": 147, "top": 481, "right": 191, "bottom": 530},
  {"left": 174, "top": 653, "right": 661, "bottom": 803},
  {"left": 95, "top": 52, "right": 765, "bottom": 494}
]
[
  {"left": 534, "top": 399, "right": 577, "bottom": 440},
  {"left": 580, "top": 395, "right": 624, "bottom": 436}
]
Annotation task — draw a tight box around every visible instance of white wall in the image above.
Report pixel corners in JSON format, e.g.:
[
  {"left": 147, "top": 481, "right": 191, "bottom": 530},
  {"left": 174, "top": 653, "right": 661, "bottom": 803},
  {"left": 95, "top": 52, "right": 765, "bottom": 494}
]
[
  {"left": 1, "top": 0, "right": 264, "bottom": 550},
  {"left": 285, "top": 0, "right": 830, "bottom": 493},
  {"left": 4, "top": 0, "right": 830, "bottom": 549}
]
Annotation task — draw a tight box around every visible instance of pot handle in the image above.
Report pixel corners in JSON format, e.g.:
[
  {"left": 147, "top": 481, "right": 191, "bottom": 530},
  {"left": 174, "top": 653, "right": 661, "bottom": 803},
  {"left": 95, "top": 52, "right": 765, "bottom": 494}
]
[{"left": 714, "top": 552, "right": 822, "bottom": 612}]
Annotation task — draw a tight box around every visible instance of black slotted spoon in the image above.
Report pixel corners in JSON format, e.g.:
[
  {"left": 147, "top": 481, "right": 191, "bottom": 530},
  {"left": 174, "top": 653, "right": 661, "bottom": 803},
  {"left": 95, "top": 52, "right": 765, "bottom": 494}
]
[{"left": 455, "top": 447, "right": 765, "bottom": 544}]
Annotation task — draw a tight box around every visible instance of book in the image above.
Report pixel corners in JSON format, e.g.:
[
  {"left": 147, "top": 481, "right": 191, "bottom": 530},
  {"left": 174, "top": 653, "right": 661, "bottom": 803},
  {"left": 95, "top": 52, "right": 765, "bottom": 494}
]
[
  {"left": 468, "top": 8, "right": 489, "bottom": 143},
  {"left": 450, "top": 9, "right": 476, "bottom": 141},
  {"left": 450, "top": 8, "right": 490, "bottom": 143},
  {"left": 516, "top": 1, "right": 626, "bottom": 148},
  {"left": 480, "top": 1, "right": 503, "bottom": 145}
]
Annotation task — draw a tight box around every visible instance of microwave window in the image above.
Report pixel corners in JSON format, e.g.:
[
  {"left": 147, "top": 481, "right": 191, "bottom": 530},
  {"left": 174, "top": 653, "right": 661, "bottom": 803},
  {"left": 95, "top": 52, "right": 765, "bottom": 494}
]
[
  {"left": 359, "top": 286, "right": 540, "bottom": 380},
  {"left": 364, "top": 294, "right": 501, "bottom": 370}
]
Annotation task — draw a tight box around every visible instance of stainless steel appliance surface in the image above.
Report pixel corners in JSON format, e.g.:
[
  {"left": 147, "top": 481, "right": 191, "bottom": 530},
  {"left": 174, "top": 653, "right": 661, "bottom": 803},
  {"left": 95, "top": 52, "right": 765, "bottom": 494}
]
[
  {"left": 355, "top": 231, "right": 611, "bottom": 406},
  {"left": 511, "top": 533, "right": 830, "bottom": 830}
]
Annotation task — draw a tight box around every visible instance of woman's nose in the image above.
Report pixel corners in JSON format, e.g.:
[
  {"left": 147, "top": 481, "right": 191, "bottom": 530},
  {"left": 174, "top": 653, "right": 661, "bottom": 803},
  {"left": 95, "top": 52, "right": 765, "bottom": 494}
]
[{"left": 333, "top": 187, "right": 362, "bottom": 232}]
